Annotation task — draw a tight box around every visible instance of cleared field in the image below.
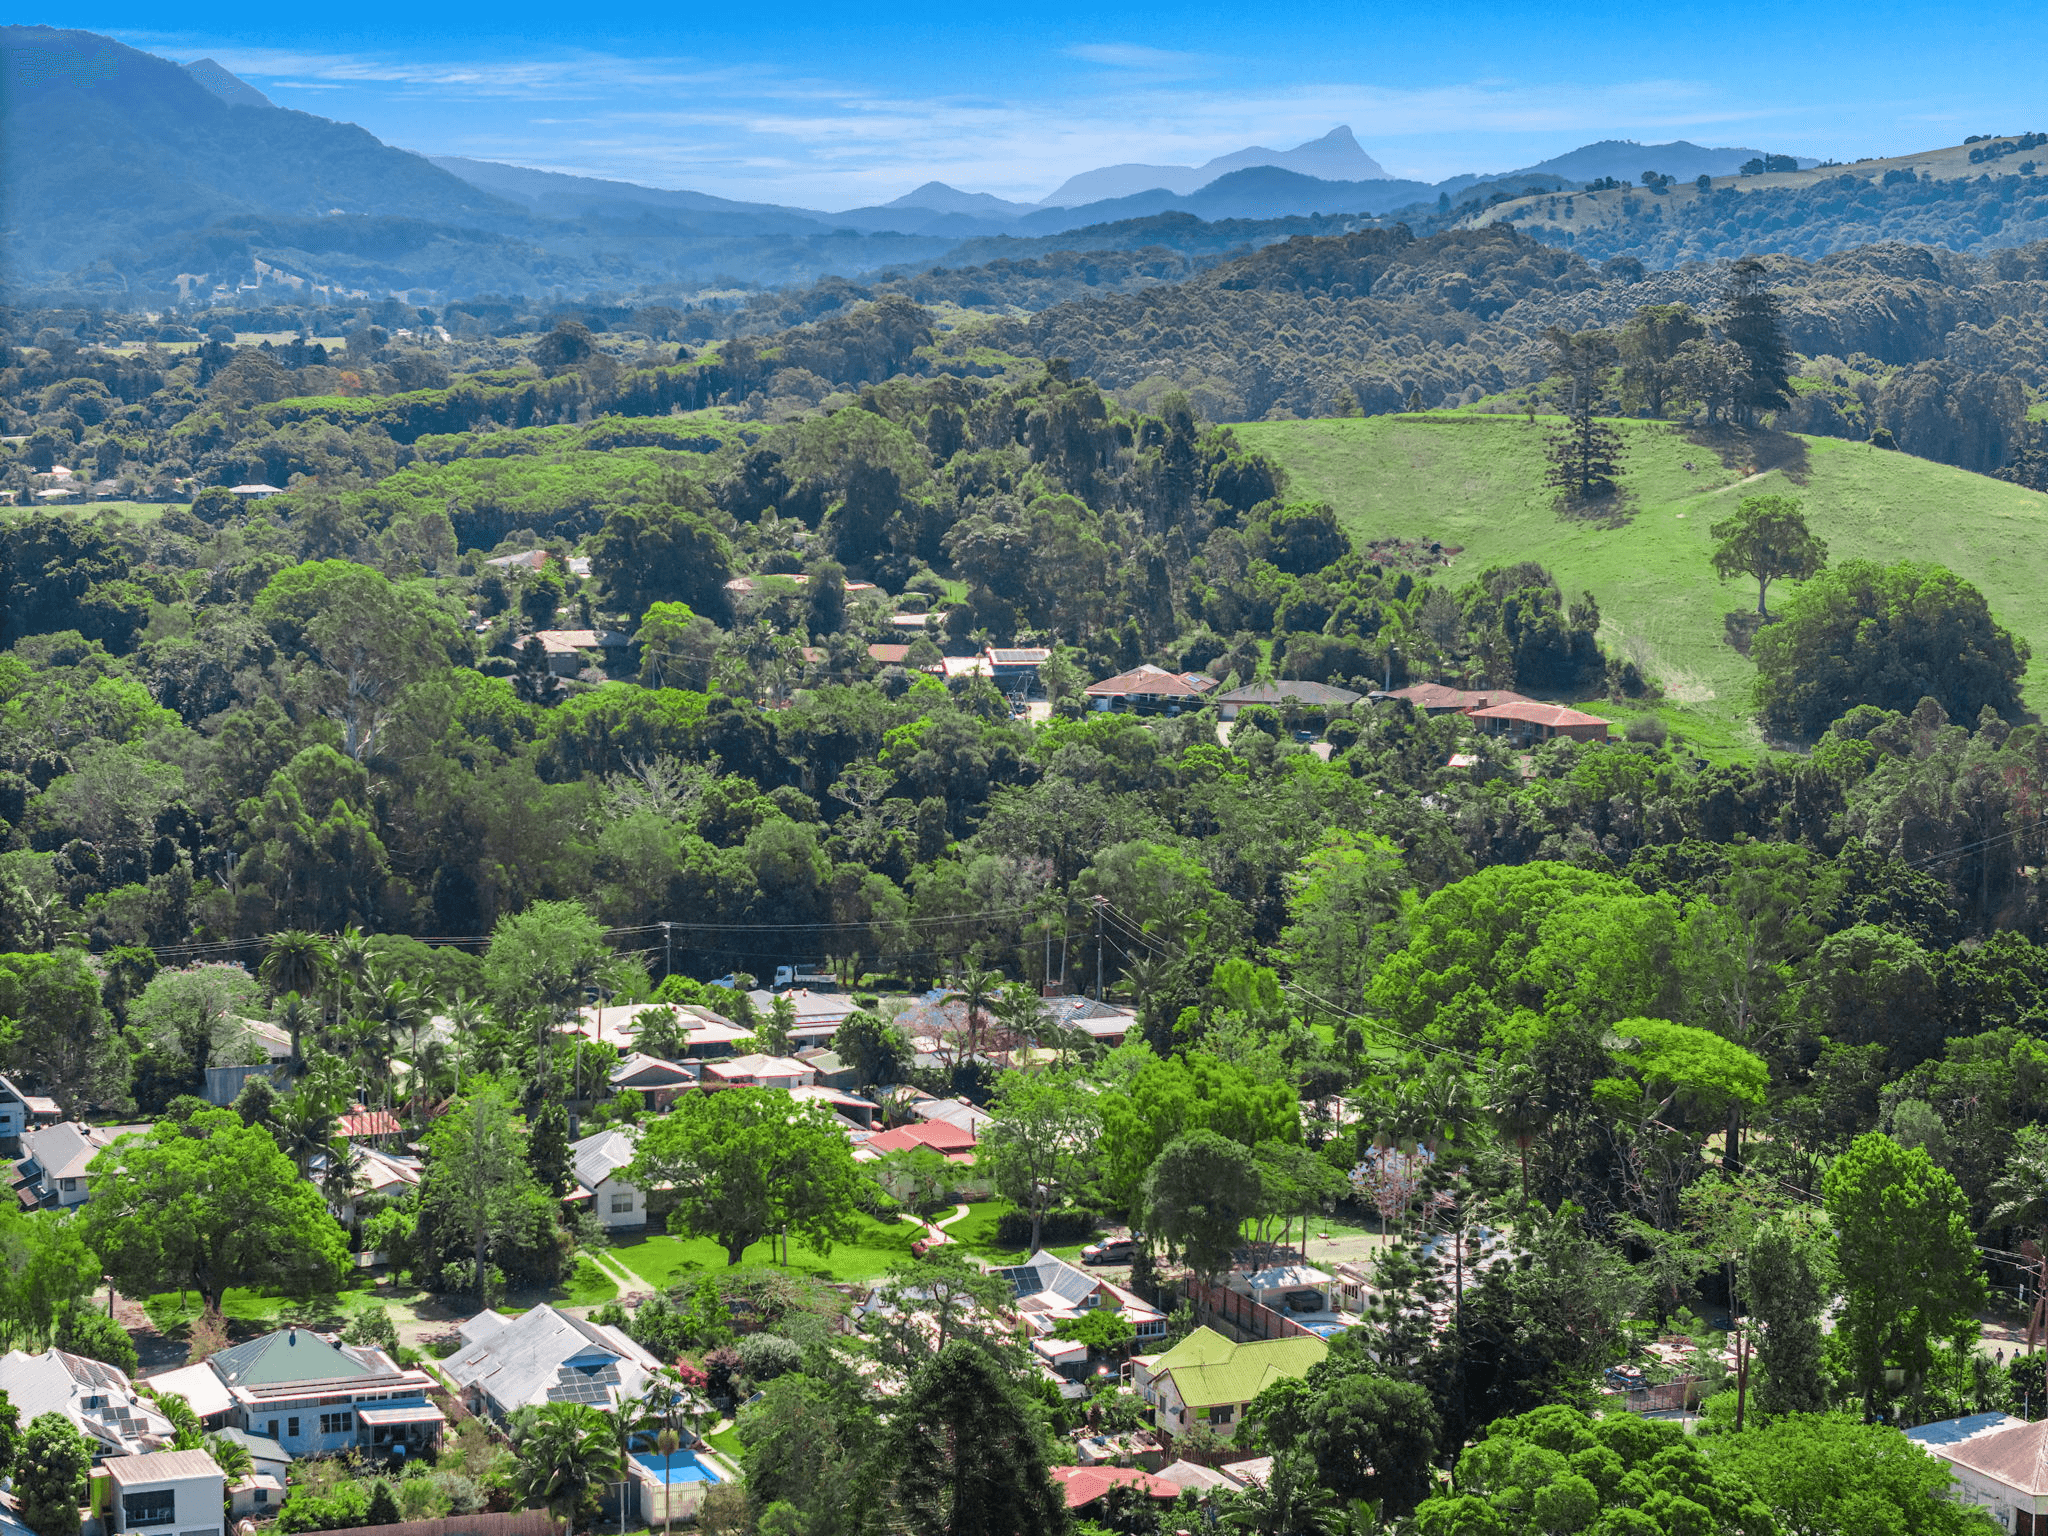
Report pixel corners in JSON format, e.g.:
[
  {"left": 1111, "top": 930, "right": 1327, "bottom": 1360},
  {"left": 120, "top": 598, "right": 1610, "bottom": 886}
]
[{"left": 1238, "top": 414, "right": 2048, "bottom": 744}]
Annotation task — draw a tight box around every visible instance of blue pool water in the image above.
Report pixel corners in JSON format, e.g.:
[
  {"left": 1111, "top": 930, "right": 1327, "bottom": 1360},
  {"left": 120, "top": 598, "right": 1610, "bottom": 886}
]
[{"left": 632, "top": 1449, "right": 722, "bottom": 1485}]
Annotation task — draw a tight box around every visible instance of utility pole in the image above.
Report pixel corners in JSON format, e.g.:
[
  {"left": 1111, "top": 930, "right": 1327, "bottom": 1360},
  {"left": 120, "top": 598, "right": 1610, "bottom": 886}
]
[
  {"left": 662, "top": 921, "right": 673, "bottom": 980},
  {"left": 1092, "top": 896, "right": 1106, "bottom": 1000}
]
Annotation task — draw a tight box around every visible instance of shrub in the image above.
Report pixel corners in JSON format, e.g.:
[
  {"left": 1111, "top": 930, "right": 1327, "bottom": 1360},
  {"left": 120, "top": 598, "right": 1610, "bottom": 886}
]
[
  {"left": 994, "top": 1208, "right": 1099, "bottom": 1247},
  {"left": 54, "top": 1308, "right": 137, "bottom": 1374},
  {"left": 1623, "top": 716, "right": 1668, "bottom": 747},
  {"left": 735, "top": 1333, "right": 803, "bottom": 1388}
]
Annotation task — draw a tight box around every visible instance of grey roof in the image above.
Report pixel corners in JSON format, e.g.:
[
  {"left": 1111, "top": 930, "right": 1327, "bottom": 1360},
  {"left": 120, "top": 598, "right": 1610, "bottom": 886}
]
[
  {"left": 0, "top": 1349, "right": 168, "bottom": 1454},
  {"left": 210, "top": 1426, "right": 289, "bottom": 1474},
  {"left": 444, "top": 1304, "right": 658, "bottom": 1413},
  {"left": 992, "top": 1251, "right": 1097, "bottom": 1307},
  {"left": 104, "top": 1449, "right": 224, "bottom": 1485},
  {"left": 20, "top": 1122, "right": 99, "bottom": 1183},
  {"left": 913, "top": 1098, "right": 993, "bottom": 1133},
  {"left": 569, "top": 1127, "right": 638, "bottom": 1193},
  {"left": 1213, "top": 680, "right": 1362, "bottom": 707}
]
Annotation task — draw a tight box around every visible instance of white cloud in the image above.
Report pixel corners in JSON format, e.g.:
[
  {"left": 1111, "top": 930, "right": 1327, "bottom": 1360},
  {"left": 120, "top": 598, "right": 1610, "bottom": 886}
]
[{"left": 110, "top": 27, "right": 1809, "bottom": 203}]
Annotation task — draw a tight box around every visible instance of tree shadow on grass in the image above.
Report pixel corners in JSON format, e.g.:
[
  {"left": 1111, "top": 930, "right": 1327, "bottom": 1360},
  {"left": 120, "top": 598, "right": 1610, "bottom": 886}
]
[
  {"left": 1554, "top": 487, "right": 1637, "bottom": 529},
  {"left": 1685, "top": 424, "right": 1811, "bottom": 484},
  {"left": 1723, "top": 610, "right": 1766, "bottom": 656}
]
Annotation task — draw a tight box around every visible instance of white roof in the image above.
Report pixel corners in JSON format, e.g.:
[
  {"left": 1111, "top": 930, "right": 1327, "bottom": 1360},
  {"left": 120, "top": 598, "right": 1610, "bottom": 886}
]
[
  {"left": 913, "top": 1098, "right": 993, "bottom": 1133},
  {"left": 143, "top": 1362, "right": 236, "bottom": 1421},
  {"left": 105, "top": 1449, "right": 224, "bottom": 1485},
  {"left": 0, "top": 1349, "right": 169, "bottom": 1455},
  {"left": 712, "top": 1053, "right": 812, "bottom": 1078},
  {"left": 570, "top": 1126, "right": 639, "bottom": 1192},
  {"left": 444, "top": 1304, "right": 659, "bottom": 1413}
]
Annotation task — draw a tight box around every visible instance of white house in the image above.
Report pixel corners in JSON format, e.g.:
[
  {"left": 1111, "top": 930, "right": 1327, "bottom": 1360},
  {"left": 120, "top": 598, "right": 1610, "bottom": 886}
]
[
  {"left": 571, "top": 1128, "right": 646, "bottom": 1231},
  {"left": 12, "top": 1121, "right": 143, "bottom": 1208},
  {"left": 1907, "top": 1413, "right": 2045, "bottom": 1532},
  {"left": 206, "top": 1328, "right": 443, "bottom": 1461},
  {"left": 444, "top": 1305, "right": 660, "bottom": 1422},
  {"left": 105, "top": 1448, "right": 225, "bottom": 1536},
  {"left": 992, "top": 1251, "right": 1167, "bottom": 1383},
  {"left": 0, "top": 1074, "right": 59, "bottom": 1146},
  {"left": 0, "top": 1349, "right": 174, "bottom": 1459},
  {"left": 702, "top": 1054, "right": 814, "bottom": 1090}
]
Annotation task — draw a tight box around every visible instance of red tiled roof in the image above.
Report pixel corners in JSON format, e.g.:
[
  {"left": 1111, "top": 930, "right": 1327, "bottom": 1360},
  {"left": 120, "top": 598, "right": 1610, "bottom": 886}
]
[
  {"left": 1051, "top": 1467, "right": 1180, "bottom": 1509},
  {"left": 861, "top": 1120, "right": 977, "bottom": 1155},
  {"left": 1466, "top": 700, "right": 1610, "bottom": 728},
  {"left": 1085, "top": 664, "right": 1217, "bottom": 698},
  {"left": 1385, "top": 683, "right": 1533, "bottom": 710},
  {"left": 338, "top": 1108, "right": 400, "bottom": 1138}
]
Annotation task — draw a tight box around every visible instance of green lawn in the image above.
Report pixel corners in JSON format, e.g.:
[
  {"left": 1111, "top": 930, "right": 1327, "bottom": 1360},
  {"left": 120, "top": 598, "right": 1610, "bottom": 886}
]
[
  {"left": 609, "top": 1214, "right": 924, "bottom": 1289},
  {"left": 947, "top": 1201, "right": 1100, "bottom": 1266},
  {"left": 143, "top": 1282, "right": 381, "bottom": 1335},
  {"left": 565, "top": 1257, "right": 619, "bottom": 1307},
  {"left": 1238, "top": 414, "right": 2048, "bottom": 747}
]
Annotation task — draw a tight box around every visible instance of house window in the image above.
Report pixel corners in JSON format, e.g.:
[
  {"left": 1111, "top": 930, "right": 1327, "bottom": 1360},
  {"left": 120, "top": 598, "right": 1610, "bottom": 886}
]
[
  {"left": 122, "top": 1491, "right": 176, "bottom": 1528},
  {"left": 610, "top": 1191, "right": 635, "bottom": 1214},
  {"left": 1209, "top": 1405, "right": 1234, "bottom": 1425},
  {"left": 255, "top": 1491, "right": 269, "bottom": 1507},
  {"left": 287, "top": 1417, "right": 301, "bottom": 1438},
  {"left": 264, "top": 1421, "right": 278, "bottom": 1439},
  {"left": 319, "top": 1411, "right": 354, "bottom": 1435},
  {"left": 60, "top": 1178, "right": 77, "bottom": 1191}
]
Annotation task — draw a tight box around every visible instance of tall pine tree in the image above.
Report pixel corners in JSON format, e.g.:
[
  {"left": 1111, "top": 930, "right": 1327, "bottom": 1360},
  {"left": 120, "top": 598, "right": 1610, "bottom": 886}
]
[{"left": 1722, "top": 257, "right": 1794, "bottom": 421}]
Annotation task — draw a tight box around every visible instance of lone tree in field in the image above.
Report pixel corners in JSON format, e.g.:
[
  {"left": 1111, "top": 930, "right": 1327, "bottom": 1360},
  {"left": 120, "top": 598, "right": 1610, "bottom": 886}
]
[
  {"left": 1542, "top": 326, "right": 1625, "bottom": 501},
  {"left": 1709, "top": 493, "right": 1828, "bottom": 615}
]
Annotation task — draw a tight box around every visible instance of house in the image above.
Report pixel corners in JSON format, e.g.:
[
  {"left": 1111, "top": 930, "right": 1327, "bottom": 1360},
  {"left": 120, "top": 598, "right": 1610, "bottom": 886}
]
[
  {"left": 1128, "top": 1327, "right": 1327, "bottom": 1443},
  {"left": 985, "top": 647, "right": 1052, "bottom": 692},
  {"left": 575, "top": 1001, "right": 753, "bottom": 1058},
  {"left": 13, "top": 1121, "right": 142, "bottom": 1208},
  {"left": 571, "top": 1128, "right": 647, "bottom": 1231},
  {"left": 1222, "top": 1264, "right": 1358, "bottom": 1335},
  {"left": 1379, "top": 683, "right": 1534, "bottom": 715},
  {"left": 1212, "top": 680, "right": 1362, "bottom": 720},
  {"left": 993, "top": 1251, "right": 1167, "bottom": 1379},
  {"left": 531, "top": 629, "right": 631, "bottom": 676},
  {"left": 785, "top": 1083, "right": 880, "bottom": 1129},
  {"left": 866, "top": 644, "right": 913, "bottom": 666},
  {"left": 205, "top": 1427, "right": 289, "bottom": 1519},
  {"left": 0, "top": 1349, "right": 174, "bottom": 1458},
  {"left": 483, "top": 549, "right": 552, "bottom": 571},
  {"left": 1085, "top": 664, "right": 1218, "bottom": 713},
  {"left": 939, "top": 655, "right": 993, "bottom": 682},
  {"left": 723, "top": 573, "right": 878, "bottom": 598},
  {"left": 335, "top": 1105, "right": 400, "bottom": 1142},
  {"left": 207, "top": 1328, "right": 443, "bottom": 1461},
  {"left": 854, "top": 1120, "right": 978, "bottom": 1164},
  {"left": 105, "top": 1448, "right": 226, "bottom": 1536},
  {"left": 0, "top": 1074, "right": 60, "bottom": 1148},
  {"left": 1466, "top": 700, "right": 1612, "bottom": 745},
  {"left": 308, "top": 1144, "right": 423, "bottom": 1225},
  {"left": 141, "top": 1363, "right": 236, "bottom": 1430},
  {"left": 608, "top": 1053, "right": 700, "bottom": 1109},
  {"left": 227, "top": 483, "right": 285, "bottom": 499},
  {"left": 912, "top": 1098, "right": 994, "bottom": 1137},
  {"left": 444, "top": 1304, "right": 659, "bottom": 1422},
  {"left": 703, "top": 1054, "right": 815, "bottom": 1090},
  {"left": 1906, "top": 1413, "right": 2045, "bottom": 1531},
  {"left": 1050, "top": 1466, "right": 1180, "bottom": 1515},
  {"left": 1042, "top": 997, "right": 1138, "bottom": 1048},
  {"left": 742, "top": 989, "right": 862, "bottom": 1050},
  {"left": 796, "top": 1049, "right": 860, "bottom": 1091}
]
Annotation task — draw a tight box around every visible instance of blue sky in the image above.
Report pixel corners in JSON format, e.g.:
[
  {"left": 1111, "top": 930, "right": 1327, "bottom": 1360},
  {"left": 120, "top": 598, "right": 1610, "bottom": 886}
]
[{"left": 70, "top": 0, "right": 2048, "bottom": 208}]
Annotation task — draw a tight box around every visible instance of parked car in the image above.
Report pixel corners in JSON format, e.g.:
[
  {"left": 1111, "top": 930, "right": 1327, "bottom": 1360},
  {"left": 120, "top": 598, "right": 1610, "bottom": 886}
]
[{"left": 1081, "top": 1236, "right": 1138, "bottom": 1265}]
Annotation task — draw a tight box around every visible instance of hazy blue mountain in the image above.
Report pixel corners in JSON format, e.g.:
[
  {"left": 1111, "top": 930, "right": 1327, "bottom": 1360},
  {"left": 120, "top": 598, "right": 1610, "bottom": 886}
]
[
  {"left": 1, "top": 25, "right": 520, "bottom": 284},
  {"left": 427, "top": 155, "right": 829, "bottom": 232},
  {"left": 1039, "top": 125, "right": 1388, "bottom": 205},
  {"left": 1495, "top": 138, "right": 1820, "bottom": 184},
  {"left": 182, "top": 57, "right": 273, "bottom": 109},
  {"left": 878, "top": 181, "right": 1039, "bottom": 217}
]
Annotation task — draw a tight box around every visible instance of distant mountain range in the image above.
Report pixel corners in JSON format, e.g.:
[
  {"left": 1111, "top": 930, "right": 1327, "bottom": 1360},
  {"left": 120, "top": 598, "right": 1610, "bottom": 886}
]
[{"left": 0, "top": 25, "right": 1948, "bottom": 306}]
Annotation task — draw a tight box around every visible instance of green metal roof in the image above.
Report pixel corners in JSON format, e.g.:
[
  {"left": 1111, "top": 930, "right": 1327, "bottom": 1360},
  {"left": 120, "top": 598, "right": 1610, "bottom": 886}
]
[
  {"left": 209, "top": 1328, "right": 374, "bottom": 1387},
  {"left": 1150, "top": 1326, "right": 1327, "bottom": 1409}
]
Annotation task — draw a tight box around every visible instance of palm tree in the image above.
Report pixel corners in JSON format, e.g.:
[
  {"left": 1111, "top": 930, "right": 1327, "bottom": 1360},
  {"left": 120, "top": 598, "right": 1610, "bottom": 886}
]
[
  {"left": 275, "top": 993, "right": 317, "bottom": 1075},
  {"left": 329, "top": 925, "right": 377, "bottom": 1020},
  {"left": 204, "top": 1433, "right": 253, "bottom": 1515},
  {"left": 513, "top": 1402, "right": 623, "bottom": 1530},
  {"left": 260, "top": 931, "right": 333, "bottom": 1010},
  {"left": 993, "top": 981, "right": 1049, "bottom": 1057},
  {"left": 1485, "top": 1060, "right": 1549, "bottom": 1204},
  {"left": 272, "top": 1089, "right": 339, "bottom": 1177},
  {"left": 1221, "top": 1449, "right": 1341, "bottom": 1536},
  {"left": 603, "top": 1398, "right": 657, "bottom": 1536},
  {"left": 955, "top": 962, "right": 1001, "bottom": 1061},
  {"left": 638, "top": 1367, "right": 699, "bottom": 1536}
]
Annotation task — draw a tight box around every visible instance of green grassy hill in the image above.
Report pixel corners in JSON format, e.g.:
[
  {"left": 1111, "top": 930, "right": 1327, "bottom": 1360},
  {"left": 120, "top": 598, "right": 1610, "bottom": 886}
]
[{"left": 1237, "top": 414, "right": 2048, "bottom": 750}]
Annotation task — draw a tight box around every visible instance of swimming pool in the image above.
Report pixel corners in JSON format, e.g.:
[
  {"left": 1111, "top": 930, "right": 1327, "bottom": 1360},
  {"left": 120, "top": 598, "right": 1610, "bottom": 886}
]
[{"left": 632, "top": 1449, "right": 723, "bottom": 1485}]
